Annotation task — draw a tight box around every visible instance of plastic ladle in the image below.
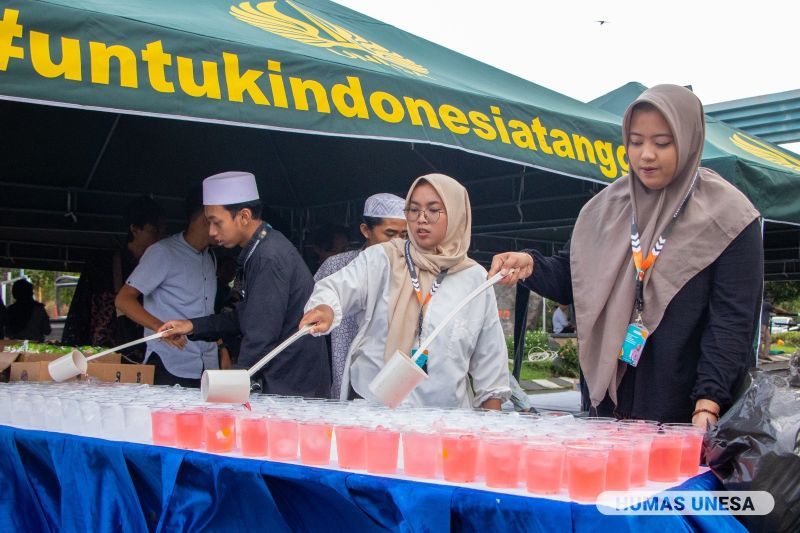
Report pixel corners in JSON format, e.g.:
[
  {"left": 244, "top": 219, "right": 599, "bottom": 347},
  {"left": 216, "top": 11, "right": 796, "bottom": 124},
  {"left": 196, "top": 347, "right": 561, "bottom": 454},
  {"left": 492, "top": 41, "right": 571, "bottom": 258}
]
[{"left": 201, "top": 324, "right": 314, "bottom": 403}]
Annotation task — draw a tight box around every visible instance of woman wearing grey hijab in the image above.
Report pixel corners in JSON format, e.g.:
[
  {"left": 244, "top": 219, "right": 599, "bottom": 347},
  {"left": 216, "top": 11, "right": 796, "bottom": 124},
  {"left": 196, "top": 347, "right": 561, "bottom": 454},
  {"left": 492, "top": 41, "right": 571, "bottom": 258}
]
[{"left": 490, "top": 85, "right": 762, "bottom": 427}]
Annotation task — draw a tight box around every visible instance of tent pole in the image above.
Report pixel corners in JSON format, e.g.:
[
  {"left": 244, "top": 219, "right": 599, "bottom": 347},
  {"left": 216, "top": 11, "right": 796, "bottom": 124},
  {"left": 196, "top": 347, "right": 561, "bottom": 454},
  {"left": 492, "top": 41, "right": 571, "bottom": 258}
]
[{"left": 83, "top": 114, "right": 121, "bottom": 189}]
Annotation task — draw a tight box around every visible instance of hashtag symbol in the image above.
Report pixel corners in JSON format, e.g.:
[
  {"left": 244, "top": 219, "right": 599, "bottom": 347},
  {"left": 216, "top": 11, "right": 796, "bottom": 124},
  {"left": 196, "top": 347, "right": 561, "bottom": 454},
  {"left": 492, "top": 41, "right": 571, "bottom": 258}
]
[{"left": 0, "top": 8, "right": 25, "bottom": 71}]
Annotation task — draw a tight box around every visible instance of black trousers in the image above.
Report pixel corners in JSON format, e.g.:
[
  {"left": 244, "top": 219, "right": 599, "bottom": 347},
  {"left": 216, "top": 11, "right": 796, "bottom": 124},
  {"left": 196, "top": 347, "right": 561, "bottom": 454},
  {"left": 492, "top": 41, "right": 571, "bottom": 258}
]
[{"left": 149, "top": 352, "right": 201, "bottom": 388}]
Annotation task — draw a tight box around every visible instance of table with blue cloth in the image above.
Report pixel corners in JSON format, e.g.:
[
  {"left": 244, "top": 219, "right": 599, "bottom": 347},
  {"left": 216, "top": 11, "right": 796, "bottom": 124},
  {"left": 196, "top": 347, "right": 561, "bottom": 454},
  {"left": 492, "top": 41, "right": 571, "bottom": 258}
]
[{"left": 0, "top": 425, "right": 744, "bottom": 532}]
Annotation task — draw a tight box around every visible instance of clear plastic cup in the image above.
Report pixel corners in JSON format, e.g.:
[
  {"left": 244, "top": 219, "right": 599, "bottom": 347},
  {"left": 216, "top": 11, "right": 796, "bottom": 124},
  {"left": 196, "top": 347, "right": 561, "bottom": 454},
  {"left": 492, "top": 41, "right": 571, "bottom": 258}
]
[
  {"left": 205, "top": 410, "right": 237, "bottom": 453},
  {"left": 100, "top": 402, "right": 126, "bottom": 440},
  {"left": 441, "top": 431, "right": 480, "bottom": 483},
  {"left": 601, "top": 438, "right": 634, "bottom": 491},
  {"left": 175, "top": 409, "right": 204, "bottom": 450},
  {"left": 27, "top": 394, "right": 46, "bottom": 430},
  {"left": 268, "top": 416, "right": 299, "bottom": 461},
  {"left": 80, "top": 400, "right": 102, "bottom": 438},
  {"left": 61, "top": 398, "right": 83, "bottom": 436},
  {"left": 401, "top": 428, "right": 440, "bottom": 479},
  {"left": 366, "top": 425, "right": 400, "bottom": 474},
  {"left": 44, "top": 396, "right": 63, "bottom": 433},
  {"left": 565, "top": 443, "right": 610, "bottom": 502},
  {"left": 299, "top": 420, "right": 333, "bottom": 465},
  {"left": 238, "top": 413, "right": 269, "bottom": 457},
  {"left": 335, "top": 424, "right": 368, "bottom": 470},
  {"left": 483, "top": 435, "right": 523, "bottom": 488},
  {"left": 123, "top": 404, "right": 152, "bottom": 443},
  {"left": 525, "top": 437, "right": 564, "bottom": 494},
  {"left": 11, "top": 393, "right": 32, "bottom": 429},
  {"left": 648, "top": 429, "right": 685, "bottom": 482},
  {"left": 663, "top": 423, "right": 706, "bottom": 477}
]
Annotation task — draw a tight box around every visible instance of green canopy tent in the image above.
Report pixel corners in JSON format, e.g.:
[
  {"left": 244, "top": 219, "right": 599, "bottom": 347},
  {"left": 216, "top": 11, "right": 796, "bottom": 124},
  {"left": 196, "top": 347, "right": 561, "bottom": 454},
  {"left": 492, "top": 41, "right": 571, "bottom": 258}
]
[
  {"left": 591, "top": 82, "right": 800, "bottom": 280},
  {"left": 0, "top": 0, "right": 630, "bottom": 271}
]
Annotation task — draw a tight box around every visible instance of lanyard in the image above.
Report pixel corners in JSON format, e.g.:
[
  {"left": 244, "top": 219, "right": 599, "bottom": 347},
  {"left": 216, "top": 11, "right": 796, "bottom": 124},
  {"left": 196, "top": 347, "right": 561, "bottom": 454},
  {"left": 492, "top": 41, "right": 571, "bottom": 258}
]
[
  {"left": 235, "top": 223, "right": 270, "bottom": 300},
  {"left": 630, "top": 172, "right": 698, "bottom": 318},
  {"left": 404, "top": 240, "right": 448, "bottom": 347}
]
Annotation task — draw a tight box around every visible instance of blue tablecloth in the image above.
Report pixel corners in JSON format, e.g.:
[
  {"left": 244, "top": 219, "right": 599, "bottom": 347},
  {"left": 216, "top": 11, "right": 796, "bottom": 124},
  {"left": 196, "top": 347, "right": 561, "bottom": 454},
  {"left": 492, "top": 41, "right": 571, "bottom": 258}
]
[{"left": 0, "top": 425, "right": 745, "bottom": 532}]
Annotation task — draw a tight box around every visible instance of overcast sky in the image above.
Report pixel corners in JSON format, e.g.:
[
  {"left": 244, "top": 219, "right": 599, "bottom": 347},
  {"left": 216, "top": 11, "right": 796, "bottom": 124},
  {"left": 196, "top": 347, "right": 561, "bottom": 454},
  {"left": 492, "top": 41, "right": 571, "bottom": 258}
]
[{"left": 335, "top": 0, "right": 799, "bottom": 152}]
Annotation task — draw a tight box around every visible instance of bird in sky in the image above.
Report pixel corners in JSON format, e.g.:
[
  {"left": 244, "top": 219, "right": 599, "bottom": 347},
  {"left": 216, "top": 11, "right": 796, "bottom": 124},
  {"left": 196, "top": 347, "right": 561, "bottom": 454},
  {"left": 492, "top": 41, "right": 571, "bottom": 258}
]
[{"left": 596, "top": 20, "right": 610, "bottom": 26}]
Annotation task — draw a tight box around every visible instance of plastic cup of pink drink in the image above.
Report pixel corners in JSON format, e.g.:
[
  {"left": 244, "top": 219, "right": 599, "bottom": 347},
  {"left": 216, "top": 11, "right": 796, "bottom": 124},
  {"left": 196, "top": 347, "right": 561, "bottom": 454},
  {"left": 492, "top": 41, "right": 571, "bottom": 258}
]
[
  {"left": 335, "top": 424, "right": 368, "bottom": 470},
  {"left": 662, "top": 423, "right": 706, "bottom": 477},
  {"left": 565, "top": 442, "right": 610, "bottom": 502},
  {"left": 648, "top": 429, "right": 685, "bottom": 482},
  {"left": 402, "top": 428, "right": 440, "bottom": 479},
  {"left": 204, "top": 410, "right": 237, "bottom": 453},
  {"left": 600, "top": 437, "right": 634, "bottom": 491},
  {"left": 482, "top": 435, "right": 523, "bottom": 488},
  {"left": 238, "top": 413, "right": 269, "bottom": 457},
  {"left": 268, "top": 416, "right": 299, "bottom": 461},
  {"left": 525, "top": 437, "right": 565, "bottom": 494},
  {"left": 299, "top": 419, "right": 333, "bottom": 466},
  {"left": 151, "top": 407, "right": 178, "bottom": 446},
  {"left": 175, "top": 409, "right": 204, "bottom": 450},
  {"left": 366, "top": 425, "right": 400, "bottom": 474},
  {"left": 441, "top": 431, "right": 480, "bottom": 483}
]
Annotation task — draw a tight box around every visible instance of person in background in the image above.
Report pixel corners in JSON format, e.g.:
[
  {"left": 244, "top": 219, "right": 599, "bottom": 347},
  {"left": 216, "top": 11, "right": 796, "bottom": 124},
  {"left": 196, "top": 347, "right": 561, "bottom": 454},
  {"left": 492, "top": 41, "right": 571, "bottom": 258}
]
[
  {"left": 5, "top": 279, "right": 51, "bottom": 342},
  {"left": 115, "top": 187, "right": 219, "bottom": 387},
  {"left": 159, "top": 172, "right": 330, "bottom": 397},
  {"left": 307, "top": 224, "right": 350, "bottom": 275},
  {"left": 301, "top": 174, "right": 511, "bottom": 408},
  {"left": 314, "top": 193, "right": 407, "bottom": 398},
  {"left": 552, "top": 303, "right": 575, "bottom": 334},
  {"left": 63, "top": 195, "right": 165, "bottom": 357},
  {"left": 489, "top": 85, "right": 763, "bottom": 427}
]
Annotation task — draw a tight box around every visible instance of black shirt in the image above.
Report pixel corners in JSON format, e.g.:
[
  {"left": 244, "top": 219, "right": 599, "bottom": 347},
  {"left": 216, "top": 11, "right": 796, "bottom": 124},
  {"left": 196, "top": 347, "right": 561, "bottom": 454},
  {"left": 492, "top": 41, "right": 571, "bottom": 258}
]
[
  {"left": 190, "top": 226, "right": 330, "bottom": 398},
  {"left": 521, "top": 219, "right": 763, "bottom": 422}
]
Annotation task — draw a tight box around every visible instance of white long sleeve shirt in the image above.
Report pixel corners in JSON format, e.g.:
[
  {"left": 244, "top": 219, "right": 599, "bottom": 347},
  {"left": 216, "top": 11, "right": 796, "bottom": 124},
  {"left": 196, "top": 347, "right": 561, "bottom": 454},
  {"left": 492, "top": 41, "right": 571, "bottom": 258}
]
[{"left": 305, "top": 245, "right": 511, "bottom": 408}]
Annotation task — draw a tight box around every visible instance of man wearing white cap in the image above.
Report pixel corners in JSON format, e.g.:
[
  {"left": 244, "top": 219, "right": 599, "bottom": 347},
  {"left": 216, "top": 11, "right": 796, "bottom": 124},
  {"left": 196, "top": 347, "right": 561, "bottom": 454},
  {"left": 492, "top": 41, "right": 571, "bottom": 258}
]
[
  {"left": 160, "top": 171, "right": 330, "bottom": 397},
  {"left": 314, "top": 193, "right": 407, "bottom": 398}
]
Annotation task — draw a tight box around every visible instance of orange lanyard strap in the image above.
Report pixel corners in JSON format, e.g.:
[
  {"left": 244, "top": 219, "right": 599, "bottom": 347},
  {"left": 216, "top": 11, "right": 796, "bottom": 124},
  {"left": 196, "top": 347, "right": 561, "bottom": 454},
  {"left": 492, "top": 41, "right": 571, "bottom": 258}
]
[{"left": 629, "top": 172, "right": 698, "bottom": 314}]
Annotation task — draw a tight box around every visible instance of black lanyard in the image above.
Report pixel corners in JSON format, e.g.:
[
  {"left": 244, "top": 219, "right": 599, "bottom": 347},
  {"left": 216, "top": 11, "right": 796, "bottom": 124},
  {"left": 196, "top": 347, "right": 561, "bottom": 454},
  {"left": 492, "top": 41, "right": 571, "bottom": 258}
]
[
  {"left": 234, "top": 223, "right": 270, "bottom": 300},
  {"left": 630, "top": 172, "right": 698, "bottom": 318},
  {"left": 404, "top": 240, "right": 448, "bottom": 347}
]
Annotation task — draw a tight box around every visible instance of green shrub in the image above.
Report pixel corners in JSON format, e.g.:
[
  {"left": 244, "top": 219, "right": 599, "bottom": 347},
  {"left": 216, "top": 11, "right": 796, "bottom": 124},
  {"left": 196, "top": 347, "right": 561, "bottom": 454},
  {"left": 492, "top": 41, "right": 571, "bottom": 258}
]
[
  {"left": 551, "top": 340, "right": 580, "bottom": 378},
  {"left": 773, "top": 331, "right": 800, "bottom": 346},
  {"left": 506, "top": 329, "right": 550, "bottom": 358}
]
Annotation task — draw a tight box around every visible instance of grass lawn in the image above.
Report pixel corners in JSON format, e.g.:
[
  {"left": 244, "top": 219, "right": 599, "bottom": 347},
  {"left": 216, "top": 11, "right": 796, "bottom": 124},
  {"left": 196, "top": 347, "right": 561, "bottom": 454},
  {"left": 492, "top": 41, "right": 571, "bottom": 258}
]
[
  {"left": 770, "top": 343, "right": 797, "bottom": 355},
  {"left": 509, "top": 361, "right": 552, "bottom": 381}
]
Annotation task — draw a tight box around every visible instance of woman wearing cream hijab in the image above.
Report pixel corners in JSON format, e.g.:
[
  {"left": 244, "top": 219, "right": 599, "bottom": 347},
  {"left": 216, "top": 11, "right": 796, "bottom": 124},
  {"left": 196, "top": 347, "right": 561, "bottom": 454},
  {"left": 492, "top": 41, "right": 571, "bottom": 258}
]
[
  {"left": 490, "top": 85, "right": 762, "bottom": 426},
  {"left": 302, "top": 174, "right": 510, "bottom": 408}
]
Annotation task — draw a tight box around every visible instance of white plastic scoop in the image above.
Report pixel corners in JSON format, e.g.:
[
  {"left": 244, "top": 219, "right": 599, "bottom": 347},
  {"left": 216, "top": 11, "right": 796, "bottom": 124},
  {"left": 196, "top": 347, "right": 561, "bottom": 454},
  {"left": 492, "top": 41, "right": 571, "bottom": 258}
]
[
  {"left": 48, "top": 329, "right": 173, "bottom": 382},
  {"left": 201, "top": 324, "right": 314, "bottom": 403},
  {"left": 368, "top": 270, "right": 510, "bottom": 408}
]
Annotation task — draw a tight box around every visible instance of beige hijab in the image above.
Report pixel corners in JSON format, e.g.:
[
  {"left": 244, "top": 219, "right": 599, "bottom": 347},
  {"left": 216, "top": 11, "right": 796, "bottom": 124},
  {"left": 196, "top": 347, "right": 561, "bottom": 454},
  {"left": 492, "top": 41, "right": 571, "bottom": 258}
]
[
  {"left": 381, "top": 174, "right": 478, "bottom": 361},
  {"left": 570, "top": 84, "right": 760, "bottom": 407}
]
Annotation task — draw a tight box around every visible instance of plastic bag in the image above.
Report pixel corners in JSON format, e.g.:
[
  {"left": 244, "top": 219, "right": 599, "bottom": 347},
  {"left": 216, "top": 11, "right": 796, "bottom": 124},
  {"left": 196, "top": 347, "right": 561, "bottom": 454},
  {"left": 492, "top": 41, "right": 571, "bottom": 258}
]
[{"left": 705, "top": 369, "right": 800, "bottom": 532}]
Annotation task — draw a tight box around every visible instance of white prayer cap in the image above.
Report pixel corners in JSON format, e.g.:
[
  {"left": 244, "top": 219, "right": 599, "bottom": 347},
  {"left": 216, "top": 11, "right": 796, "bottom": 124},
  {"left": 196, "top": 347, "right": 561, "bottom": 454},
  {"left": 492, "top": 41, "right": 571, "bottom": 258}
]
[
  {"left": 203, "top": 171, "right": 259, "bottom": 206},
  {"left": 363, "top": 193, "right": 405, "bottom": 219}
]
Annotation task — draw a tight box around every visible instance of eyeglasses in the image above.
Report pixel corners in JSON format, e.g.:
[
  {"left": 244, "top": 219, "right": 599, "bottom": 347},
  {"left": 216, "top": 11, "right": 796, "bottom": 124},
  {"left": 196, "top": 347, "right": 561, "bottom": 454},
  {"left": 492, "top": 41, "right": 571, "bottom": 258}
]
[{"left": 404, "top": 208, "right": 446, "bottom": 223}]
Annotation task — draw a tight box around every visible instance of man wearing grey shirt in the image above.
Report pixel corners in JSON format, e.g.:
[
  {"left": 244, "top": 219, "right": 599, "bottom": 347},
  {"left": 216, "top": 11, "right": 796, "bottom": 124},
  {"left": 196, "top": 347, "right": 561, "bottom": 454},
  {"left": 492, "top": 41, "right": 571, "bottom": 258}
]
[{"left": 116, "top": 188, "right": 219, "bottom": 386}]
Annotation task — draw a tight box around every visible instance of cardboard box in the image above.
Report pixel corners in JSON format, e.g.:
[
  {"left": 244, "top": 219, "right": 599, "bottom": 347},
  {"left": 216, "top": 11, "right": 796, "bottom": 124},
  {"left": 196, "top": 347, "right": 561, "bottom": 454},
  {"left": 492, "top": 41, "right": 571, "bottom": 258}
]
[
  {"left": 16, "top": 352, "right": 122, "bottom": 364},
  {"left": 85, "top": 363, "right": 154, "bottom": 385},
  {"left": 10, "top": 361, "right": 65, "bottom": 382}
]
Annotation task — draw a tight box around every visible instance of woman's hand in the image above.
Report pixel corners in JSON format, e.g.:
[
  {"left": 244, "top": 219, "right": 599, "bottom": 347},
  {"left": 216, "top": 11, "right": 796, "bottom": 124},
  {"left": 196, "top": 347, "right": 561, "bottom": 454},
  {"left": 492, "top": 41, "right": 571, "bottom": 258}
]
[
  {"left": 692, "top": 399, "right": 720, "bottom": 429},
  {"left": 487, "top": 252, "right": 534, "bottom": 285},
  {"left": 299, "top": 305, "right": 334, "bottom": 335}
]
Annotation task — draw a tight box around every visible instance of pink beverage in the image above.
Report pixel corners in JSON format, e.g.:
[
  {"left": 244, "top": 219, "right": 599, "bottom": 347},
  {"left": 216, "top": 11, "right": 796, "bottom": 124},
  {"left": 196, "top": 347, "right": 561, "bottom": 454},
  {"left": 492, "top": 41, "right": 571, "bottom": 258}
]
[
  {"left": 175, "top": 410, "right": 204, "bottom": 450},
  {"left": 335, "top": 425, "right": 367, "bottom": 470},
  {"left": 238, "top": 415, "right": 269, "bottom": 457},
  {"left": 441, "top": 432, "right": 480, "bottom": 483},
  {"left": 151, "top": 408, "right": 178, "bottom": 446},
  {"left": 566, "top": 444, "right": 609, "bottom": 502},
  {"left": 663, "top": 423, "right": 705, "bottom": 477},
  {"left": 299, "top": 421, "right": 333, "bottom": 466},
  {"left": 648, "top": 430, "right": 685, "bottom": 482},
  {"left": 204, "top": 411, "right": 237, "bottom": 453},
  {"left": 603, "top": 439, "right": 634, "bottom": 491},
  {"left": 268, "top": 417, "right": 299, "bottom": 461},
  {"left": 627, "top": 436, "right": 653, "bottom": 487},
  {"left": 483, "top": 436, "right": 523, "bottom": 488},
  {"left": 366, "top": 426, "right": 400, "bottom": 474},
  {"left": 402, "top": 430, "right": 440, "bottom": 479},
  {"left": 525, "top": 440, "right": 565, "bottom": 494}
]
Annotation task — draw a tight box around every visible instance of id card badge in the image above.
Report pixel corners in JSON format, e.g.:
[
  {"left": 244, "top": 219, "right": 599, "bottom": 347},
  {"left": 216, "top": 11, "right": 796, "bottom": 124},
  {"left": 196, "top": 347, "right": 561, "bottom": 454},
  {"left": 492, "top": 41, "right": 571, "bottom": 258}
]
[
  {"left": 618, "top": 322, "right": 649, "bottom": 367},
  {"left": 411, "top": 348, "right": 429, "bottom": 373}
]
